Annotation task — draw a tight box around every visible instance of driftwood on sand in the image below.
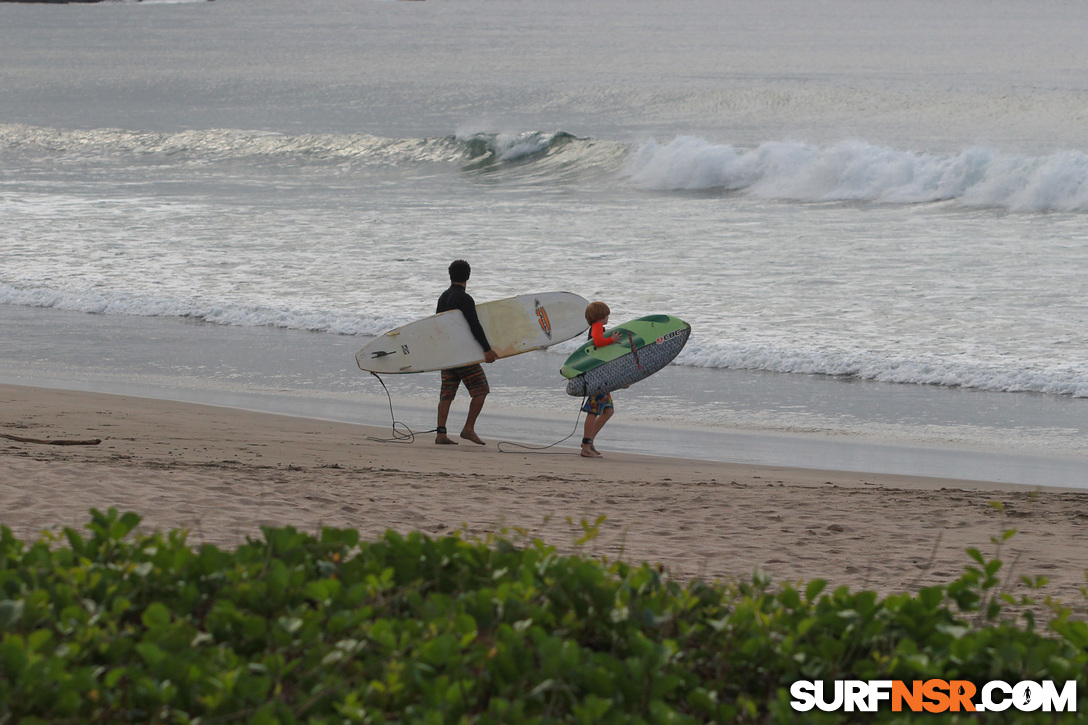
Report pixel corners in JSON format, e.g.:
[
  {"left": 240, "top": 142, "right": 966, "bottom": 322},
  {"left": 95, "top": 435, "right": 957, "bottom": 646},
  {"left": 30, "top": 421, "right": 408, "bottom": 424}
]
[{"left": 2, "top": 433, "right": 102, "bottom": 446}]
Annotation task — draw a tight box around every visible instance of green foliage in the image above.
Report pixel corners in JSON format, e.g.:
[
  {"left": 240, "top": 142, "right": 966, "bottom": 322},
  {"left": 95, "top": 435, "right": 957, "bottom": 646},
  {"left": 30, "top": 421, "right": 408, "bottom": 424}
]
[{"left": 0, "top": 509, "right": 1085, "bottom": 723}]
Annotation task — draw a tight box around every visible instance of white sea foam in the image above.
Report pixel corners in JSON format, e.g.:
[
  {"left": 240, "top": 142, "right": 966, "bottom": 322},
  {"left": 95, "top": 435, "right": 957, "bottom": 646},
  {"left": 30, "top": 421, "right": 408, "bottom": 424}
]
[
  {"left": 626, "top": 137, "right": 1088, "bottom": 212},
  {"left": 6, "top": 280, "right": 1088, "bottom": 398},
  {"left": 675, "top": 341, "right": 1088, "bottom": 398},
  {"left": 0, "top": 283, "right": 401, "bottom": 338}
]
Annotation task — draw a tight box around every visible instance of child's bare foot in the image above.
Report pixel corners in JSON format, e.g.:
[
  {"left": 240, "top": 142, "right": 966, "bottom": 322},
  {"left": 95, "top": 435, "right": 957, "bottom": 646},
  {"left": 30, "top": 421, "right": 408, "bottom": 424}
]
[{"left": 460, "top": 429, "right": 486, "bottom": 445}]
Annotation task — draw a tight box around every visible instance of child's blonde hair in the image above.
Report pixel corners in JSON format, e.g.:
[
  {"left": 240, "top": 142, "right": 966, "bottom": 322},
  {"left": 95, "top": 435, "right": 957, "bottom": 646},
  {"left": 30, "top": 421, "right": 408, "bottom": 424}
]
[{"left": 585, "top": 301, "right": 610, "bottom": 324}]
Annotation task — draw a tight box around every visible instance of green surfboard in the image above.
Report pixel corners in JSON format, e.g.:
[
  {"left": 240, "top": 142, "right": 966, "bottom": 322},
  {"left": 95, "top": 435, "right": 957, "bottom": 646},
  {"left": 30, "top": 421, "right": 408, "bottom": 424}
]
[{"left": 561, "top": 314, "right": 691, "bottom": 397}]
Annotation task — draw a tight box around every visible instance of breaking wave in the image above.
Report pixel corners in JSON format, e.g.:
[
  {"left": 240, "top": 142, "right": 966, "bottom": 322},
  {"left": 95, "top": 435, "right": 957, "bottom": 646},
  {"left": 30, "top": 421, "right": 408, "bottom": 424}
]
[
  {"left": 0, "top": 124, "right": 624, "bottom": 176},
  {"left": 5, "top": 124, "right": 1088, "bottom": 212},
  {"left": 627, "top": 136, "right": 1088, "bottom": 212}
]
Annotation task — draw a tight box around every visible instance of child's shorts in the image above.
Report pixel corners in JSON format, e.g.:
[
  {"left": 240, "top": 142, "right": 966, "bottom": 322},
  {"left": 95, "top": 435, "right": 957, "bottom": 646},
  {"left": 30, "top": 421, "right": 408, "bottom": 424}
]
[{"left": 581, "top": 393, "right": 614, "bottom": 416}]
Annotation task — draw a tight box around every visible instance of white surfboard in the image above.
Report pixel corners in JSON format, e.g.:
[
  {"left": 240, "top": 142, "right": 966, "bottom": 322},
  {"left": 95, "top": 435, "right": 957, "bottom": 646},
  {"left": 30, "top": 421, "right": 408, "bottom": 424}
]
[{"left": 356, "top": 291, "right": 589, "bottom": 373}]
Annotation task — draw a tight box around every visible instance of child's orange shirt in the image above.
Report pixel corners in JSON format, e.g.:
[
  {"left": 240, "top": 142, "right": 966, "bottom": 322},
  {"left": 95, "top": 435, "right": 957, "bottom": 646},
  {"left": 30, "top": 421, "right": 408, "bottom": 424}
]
[{"left": 590, "top": 321, "right": 615, "bottom": 348}]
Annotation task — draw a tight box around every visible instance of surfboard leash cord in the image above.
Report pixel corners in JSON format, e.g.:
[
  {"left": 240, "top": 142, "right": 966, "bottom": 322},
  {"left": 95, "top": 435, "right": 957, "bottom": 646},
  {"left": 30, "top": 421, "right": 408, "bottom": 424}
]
[
  {"left": 496, "top": 395, "right": 588, "bottom": 455},
  {"left": 366, "top": 371, "right": 590, "bottom": 455},
  {"left": 365, "top": 372, "right": 435, "bottom": 444}
]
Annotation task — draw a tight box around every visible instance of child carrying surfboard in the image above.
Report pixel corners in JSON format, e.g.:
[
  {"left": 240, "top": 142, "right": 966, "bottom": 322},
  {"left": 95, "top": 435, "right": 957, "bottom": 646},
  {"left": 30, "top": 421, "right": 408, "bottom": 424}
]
[{"left": 580, "top": 301, "right": 621, "bottom": 458}]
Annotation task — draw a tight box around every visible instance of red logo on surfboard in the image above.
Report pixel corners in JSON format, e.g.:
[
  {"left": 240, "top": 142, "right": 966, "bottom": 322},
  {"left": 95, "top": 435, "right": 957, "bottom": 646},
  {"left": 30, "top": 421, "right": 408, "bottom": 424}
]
[{"left": 534, "top": 299, "right": 552, "bottom": 339}]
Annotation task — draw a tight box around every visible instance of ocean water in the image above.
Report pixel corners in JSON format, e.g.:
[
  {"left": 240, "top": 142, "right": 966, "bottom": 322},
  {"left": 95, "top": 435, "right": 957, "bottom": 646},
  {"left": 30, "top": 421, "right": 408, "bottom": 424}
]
[{"left": 2, "top": 0, "right": 1087, "bottom": 484}]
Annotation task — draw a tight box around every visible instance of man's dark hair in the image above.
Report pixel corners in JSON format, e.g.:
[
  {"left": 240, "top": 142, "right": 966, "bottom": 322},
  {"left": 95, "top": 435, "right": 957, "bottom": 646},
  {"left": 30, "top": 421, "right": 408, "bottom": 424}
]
[{"left": 448, "top": 259, "right": 471, "bottom": 283}]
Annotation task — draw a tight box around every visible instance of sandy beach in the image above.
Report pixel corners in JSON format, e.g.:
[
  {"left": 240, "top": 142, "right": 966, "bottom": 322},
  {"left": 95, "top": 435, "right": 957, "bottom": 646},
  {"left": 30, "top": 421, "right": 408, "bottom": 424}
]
[{"left": 2, "top": 383, "right": 1086, "bottom": 607}]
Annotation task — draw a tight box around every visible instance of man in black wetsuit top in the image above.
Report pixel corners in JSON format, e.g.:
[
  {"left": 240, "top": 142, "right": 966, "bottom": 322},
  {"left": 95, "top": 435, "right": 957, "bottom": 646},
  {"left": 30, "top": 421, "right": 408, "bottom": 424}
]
[{"left": 435, "top": 259, "right": 498, "bottom": 445}]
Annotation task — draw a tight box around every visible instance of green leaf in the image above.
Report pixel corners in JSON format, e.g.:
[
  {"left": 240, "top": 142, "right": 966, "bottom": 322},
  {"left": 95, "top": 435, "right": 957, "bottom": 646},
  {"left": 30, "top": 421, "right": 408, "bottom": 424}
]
[
  {"left": 0, "top": 600, "right": 24, "bottom": 629},
  {"left": 141, "top": 602, "right": 171, "bottom": 630},
  {"left": 804, "top": 579, "right": 827, "bottom": 601},
  {"left": 136, "top": 641, "right": 167, "bottom": 666}
]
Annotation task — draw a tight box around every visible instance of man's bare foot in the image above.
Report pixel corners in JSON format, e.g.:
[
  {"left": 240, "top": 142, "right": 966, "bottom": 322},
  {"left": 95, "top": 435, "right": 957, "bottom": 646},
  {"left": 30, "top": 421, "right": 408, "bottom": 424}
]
[
  {"left": 435, "top": 434, "right": 458, "bottom": 445},
  {"left": 580, "top": 447, "right": 602, "bottom": 458},
  {"left": 460, "top": 429, "right": 486, "bottom": 445}
]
